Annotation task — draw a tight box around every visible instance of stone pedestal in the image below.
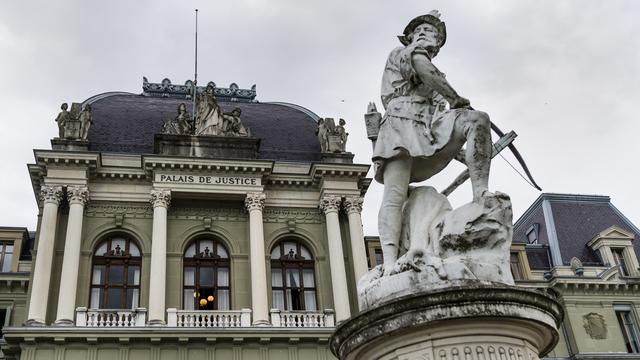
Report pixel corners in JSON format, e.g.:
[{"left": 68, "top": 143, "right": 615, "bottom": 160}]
[
  {"left": 321, "top": 152, "right": 354, "bottom": 164},
  {"left": 50, "top": 138, "right": 89, "bottom": 151},
  {"left": 330, "top": 284, "right": 563, "bottom": 360},
  {"left": 154, "top": 134, "right": 260, "bottom": 159}
]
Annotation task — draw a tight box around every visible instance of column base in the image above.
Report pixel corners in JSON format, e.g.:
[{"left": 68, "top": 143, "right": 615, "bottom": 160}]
[
  {"left": 252, "top": 320, "right": 271, "bottom": 326},
  {"left": 53, "top": 319, "right": 74, "bottom": 326},
  {"left": 23, "top": 319, "right": 46, "bottom": 327},
  {"left": 330, "top": 283, "right": 563, "bottom": 360},
  {"left": 147, "top": 319, "right": 166, "bottom": 326}
]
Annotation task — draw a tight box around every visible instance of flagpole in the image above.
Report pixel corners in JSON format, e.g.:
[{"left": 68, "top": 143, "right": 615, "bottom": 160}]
[{"left": 192, "top": 9, "right": 198, "bottom": 134}]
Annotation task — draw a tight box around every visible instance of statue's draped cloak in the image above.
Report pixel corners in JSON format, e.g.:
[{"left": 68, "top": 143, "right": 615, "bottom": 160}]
[{"left": 373, "top": 46, "right": 462, "bottom": 184}]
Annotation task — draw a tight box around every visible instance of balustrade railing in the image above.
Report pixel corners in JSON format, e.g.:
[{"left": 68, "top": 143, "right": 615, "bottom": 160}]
[
  {"left": 270, "top": 309, "right": 335, "bottom": 327},
  {"left": 166, "top": 308, "right": 251, "bottom": 327},
  {"left": 75, "top": 307, "right": 147, "bottom": 327}
]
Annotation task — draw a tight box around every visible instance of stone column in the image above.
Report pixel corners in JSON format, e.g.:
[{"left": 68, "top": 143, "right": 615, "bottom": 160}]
[
  {"left": 319, "top": 195, "right": 351, "bottom": 323},
  {"left": 148, "top": 189, "right": 171, "bottom": 325},
  {"left": 27, "top": 185, "right": 63, "bottom": 325},
  {"left": 54, "top": 186, "right": 89, "bottom": 325},
  {"left": 245, "top": 192, "right": 269, "bottom": 325},
  {"left": 344, "top": 196, "right": 368, "bottom": 287}
]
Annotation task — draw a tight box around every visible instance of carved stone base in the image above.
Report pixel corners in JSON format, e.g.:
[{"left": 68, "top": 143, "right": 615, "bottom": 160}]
[
  {"left": 331, "top": 284, "right": 562, "bottom": 360},
  {"left": 321, "top": 152, "right": 354, "bottom": 164},
  {"left": 51, "top": 138, "right": 89, "bottom": 151},
  {"left": 154, "top": 134, "right": 260, "bottom": 159}
]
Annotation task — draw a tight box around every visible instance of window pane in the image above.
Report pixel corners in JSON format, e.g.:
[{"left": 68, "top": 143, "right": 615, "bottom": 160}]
[
  {"left": 286, "top": 269, "right": 300, "bottom": 288},
  {"left": 4, "top": 245, "right": 13, "bottom": 254},
  {"left": 217, "top": 244, "right": 228, "bottom": 258},
  {"left": 284, "top": 242, "right": 296, "bottom": 257},
  {"left": 126, "top": 288, "right": 139, "bottom": 309},
  {"left": 285, "top": 289, "right": 293, "bottom": 310},
  {"left": 109, "top": 266, "right": 124, "bottom": 285},
  {"left": 217, "top": 289, "right": 230, "bottom": 310},
  {"left": 270, "top": 247, "right": 281, "bottom": 259},
  {"left": 299, "top": 245, "right": 311, "bottom": 259},
  {"left": 185, "top": 244, "right": 196, "bottom": 258},
  {"left": 111, "top": 238, "right": 126, "bottom": 253},
  {"left": 183, "top": 289, "right": 195, "bottom": 310},
  {"left": 90, "top": 288, "right": 102, "bottom": 309},
  {"left": 272, "top": 290, "right": 285, "bottom": 310},
  {"left": 217, "top": 267, "right": 229, "bottom": 287},
  {"left": 95, "top": 242, "right": 107, "bottom": 255},
  {"left": 302, "top": 269, "right": 315, "bottom": 287},
  {"left": 200, "top": 240, "right": 214, "bottom": 256},
  {"left": 271, "top": 268, "right": 283, "bottom": 287},
  {"left": 184, "top": 267, "right": 195, "bottom": 286},
  {"left": 304, "top": 290, "right": 317, "bottom": 310},
  {"left": 107, "top": 288, "right": 122, "bottom": 309},
  {"left": 128, "top": 243, "right": 140, "bottom": 257},
  {"left": 128, "top": 266, "right": 140, "bottom": 285},
  {"left": 1, "top": 255, "right": 11, "bottom": 272},
  {"left": 92, "top": 265, "right": 105, "bottom": 285},
  {"left": 200, "top": 267, "right": 214, "bottom": 286}
]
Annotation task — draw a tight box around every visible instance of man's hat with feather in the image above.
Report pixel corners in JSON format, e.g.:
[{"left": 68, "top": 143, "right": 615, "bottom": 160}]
[{"left": 398, "top": 10, "right": 447, "bottom": 48}]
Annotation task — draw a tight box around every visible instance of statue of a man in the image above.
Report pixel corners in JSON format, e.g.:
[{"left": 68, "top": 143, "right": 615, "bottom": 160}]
[
  {"left": 373, "top": 11, "right": 493, "bottom": 275},
  {"left": 79, "top": 104, "right": 92, "bottom": 140},
  {"left": 222, "top": 108, "right": 249, "bottom": 137},
  {"left": 55, "top": 103, "right": 71, "bottom": 138}
]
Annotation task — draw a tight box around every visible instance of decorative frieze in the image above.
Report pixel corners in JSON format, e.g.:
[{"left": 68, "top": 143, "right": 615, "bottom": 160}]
[
  {"left": 150, "top": 189, "right": 171, "bottom": 208},
  {"left": 319, "top": 195, "right": 341, "bottom": 214},
  {"left": 245, "top": 192, "right": 266, "bottom": 212},
  {"left": 262, "top": 208, "right": 323, "bottom": 224},
  {"left": 343, "top": 196, "right": 363, "bottom": 214},
  {"left": 85, "top": 202, "right": 153, "bottom": 218},
  {"left": 39, "top": 185, "right": 63, "bottom": 205},
  {"left": 67, "top": 186, "right": 90, "bottom": 206}
]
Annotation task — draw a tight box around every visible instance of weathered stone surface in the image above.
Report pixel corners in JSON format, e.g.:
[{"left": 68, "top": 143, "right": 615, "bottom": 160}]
[
  {"left": 359, "top": 186, "right": 514, "bottom": 310},
  {"left": 332, "top": 284, "right": 563, "bottom": 360},
  {"left": 50, "top": 138, "right": 89, "bottom": 151},
  {"left": 154, "top": 134, "right": 260, "bottom": 159}
]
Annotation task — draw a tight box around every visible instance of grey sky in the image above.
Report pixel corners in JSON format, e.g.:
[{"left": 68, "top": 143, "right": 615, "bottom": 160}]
[{"left": 1, "top": 0, "right": 639, "bottom": 237}]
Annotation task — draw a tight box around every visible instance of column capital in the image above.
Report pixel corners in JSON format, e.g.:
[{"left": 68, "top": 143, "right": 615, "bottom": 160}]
[
  {"left": 245, "top": 192, "right": 266, "bottom": 211},
  {"left": 150, "top": 189, "right": 171, "bottom": 208},
  {"left": 343, "top": 196, "right": 364, "bottom": 214},
  {"left": 39, "top": 185, "right": 63, "bottom": 205},
  {"left": 67, "top": 186, "right": 90, "bottom": 206},
  {"left": 319, "top": 195, "right": 342, "bottom": 214}
]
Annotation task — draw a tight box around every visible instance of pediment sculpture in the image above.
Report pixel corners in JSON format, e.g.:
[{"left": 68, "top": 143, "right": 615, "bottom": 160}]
[
  {"left": 161, "top": 103, "right": 193, "bottom": 135},
  {"left": 317, "top": 117, "right": 348, "bottom": 153},
  {"left": 194, "top": 84, "right": 250, "bottom": 137}
]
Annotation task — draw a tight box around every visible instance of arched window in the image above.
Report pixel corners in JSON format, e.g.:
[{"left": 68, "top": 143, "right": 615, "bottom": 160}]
[
  {"left": 183, "top": 237, "right": 230, "bottom": 310},
  {"left": 90, "top": 236, "right": 141, "bottom": 309},
  {"left": 270, "top": 239, "right": 317, "bottom": 311}
]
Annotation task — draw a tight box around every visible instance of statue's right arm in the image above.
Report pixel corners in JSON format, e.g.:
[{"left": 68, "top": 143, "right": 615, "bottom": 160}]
[{"left": 410, "top": 52, "right": 462, "bottom": 105}]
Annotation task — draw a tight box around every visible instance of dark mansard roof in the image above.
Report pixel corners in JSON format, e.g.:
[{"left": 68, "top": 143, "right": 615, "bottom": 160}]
[
  {"left": 84, "top": 78, "right": 322, "bottom": 162},
  {"left": 514, "top": 193, "right": 640, "bottom": 268}
]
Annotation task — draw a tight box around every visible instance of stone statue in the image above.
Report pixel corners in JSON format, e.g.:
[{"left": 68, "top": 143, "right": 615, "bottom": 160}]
[
  {"left": 316, "top": 117, "right": 349, "bottom": 153},
  {"left": 221, "top": 108, "right": 249, "bottom": 137},
  {"left": 162, "top": 103, "right": 192, "bottom": 135},
  {"left": 79, "top": 104, "right": 92, "bottom": 140},
  {"left": 359, "top": 10, "right": 514, "bottom": 307},
  {"left": 55, "top": 103, "right": 71, "bottom": 138},
  {"left": 195, "top": 84, "right": 225, "bottom": 136}
]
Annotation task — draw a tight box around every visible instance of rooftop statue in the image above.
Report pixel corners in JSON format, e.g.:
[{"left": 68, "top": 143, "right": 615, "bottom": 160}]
[
  {"left": 221, "top": 108, "right": 250, "bottom": 137},
  {"left": 161, "top": 103, "right": 192, "bottom": 135},
  {"left": 195, "top": 84, "right": 225, "bottom": 136},
  {"left": 54, "top": 102, "right": 92, "bottom": 141},
  {"left": 360, "top": 10, "right": 520, "bottom": 307},
  {"left": 317, "top": 117, "right": 349, "bottom": 153}
]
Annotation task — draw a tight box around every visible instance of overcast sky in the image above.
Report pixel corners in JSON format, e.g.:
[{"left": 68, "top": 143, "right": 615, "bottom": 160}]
[{"left": 1, "top": 1, "right": 639, "bottom": 236}]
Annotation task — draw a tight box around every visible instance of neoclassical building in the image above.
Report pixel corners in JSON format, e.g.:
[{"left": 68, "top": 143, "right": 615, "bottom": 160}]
[{"left": 1, "top": 78, "right": 370, "bottom": 359}]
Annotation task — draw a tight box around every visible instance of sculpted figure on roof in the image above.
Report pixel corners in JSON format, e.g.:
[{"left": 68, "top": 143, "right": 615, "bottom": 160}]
[
  {"left": 195, "top": 84, "right": 225, "bottom": 136},
  {"left": 316, "top": 118, "right": 348, "bottom": 153},
  {"left": 161, "top": 103, "right": 192, "bottom": 135},
  {"left": 359, "top": 10, "right": 515, "bottom": 307},
  {"left": 55, "top": 102, "right": 90, "bottom": 140},
  {"left": 221, "top": 108, "right": 250, "bottom": 137}
]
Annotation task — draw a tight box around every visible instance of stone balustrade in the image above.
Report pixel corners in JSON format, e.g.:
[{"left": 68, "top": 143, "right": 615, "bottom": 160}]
[
  {"left": 166, "top": 308, "right": 251, "bottom": 327},
  {"left": 270, "top": 309, "right": 335, "bottom": 328},
  {"left": 75, "top": 307, "right": 147, "bottom": 327}
]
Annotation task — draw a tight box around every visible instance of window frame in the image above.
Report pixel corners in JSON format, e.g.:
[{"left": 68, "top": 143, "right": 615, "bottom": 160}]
[
  {"left": 89, "top": 236, "right": 142, "bottom": 310},
  {"left": 615, "top": 305, "right": 640, "bottom": 353},
  {"left": 0, "top": 241, "right": 14, "bottom": 273},
  {"left": 182, "top": 237, "right": 231, "bottom": 311},
  {"left": 270, "top": 239, "right": 317, "bottom": 311},
  {"left": 612, "top": 247, "right": 630, "bottom": 277}
]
